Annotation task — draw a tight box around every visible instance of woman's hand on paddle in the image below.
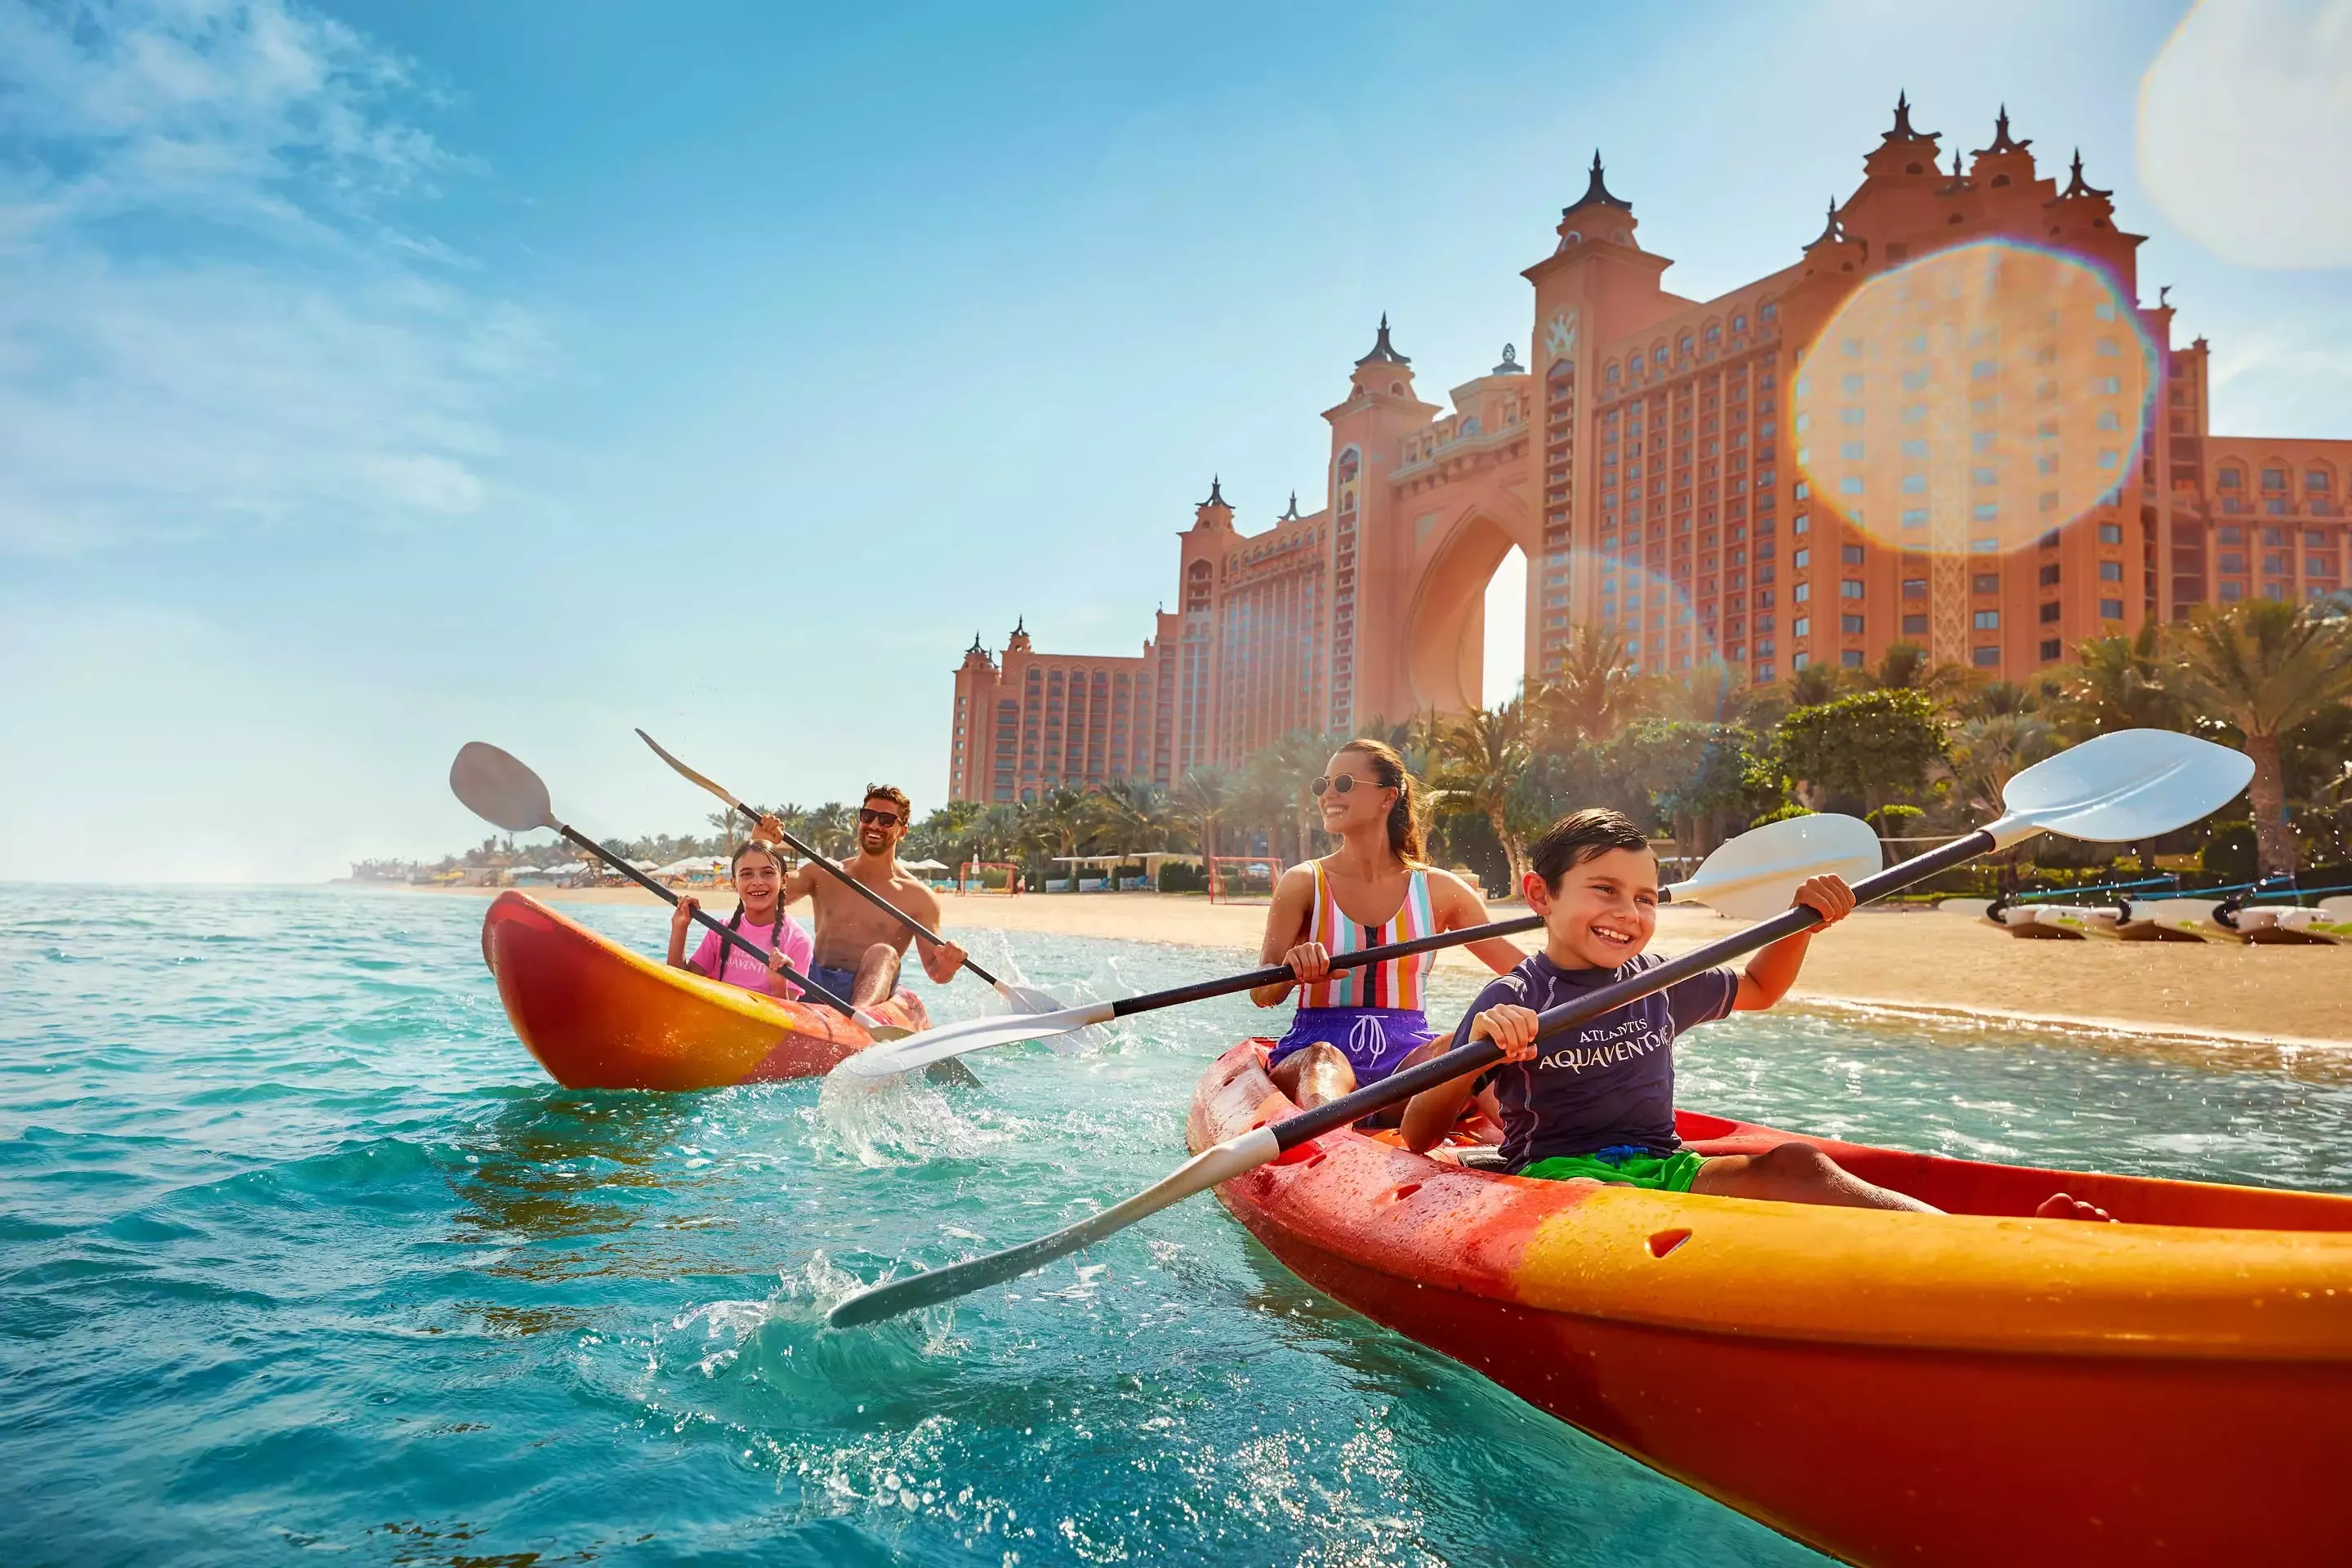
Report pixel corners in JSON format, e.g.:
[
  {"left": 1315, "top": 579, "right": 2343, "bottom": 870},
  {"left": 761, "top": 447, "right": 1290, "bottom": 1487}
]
[
  {"left": 1282, "top": 941, "right": 1331, "bottom": 987},
  {"left": 1792, "top": 873, "right": 1856, "bottom": 927},
  {"left": 1468, "top": 1004, "right": 1541, "bottom": 1063}
]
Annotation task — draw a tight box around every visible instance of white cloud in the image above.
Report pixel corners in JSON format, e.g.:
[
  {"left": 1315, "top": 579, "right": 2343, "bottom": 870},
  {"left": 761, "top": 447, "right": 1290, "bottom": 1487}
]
[
  {"left": 2139, "top": 0, "right": 2352, "bottom": 270},
  {"left": 0, "top": 0, "right": 531, "bottom": 555}
]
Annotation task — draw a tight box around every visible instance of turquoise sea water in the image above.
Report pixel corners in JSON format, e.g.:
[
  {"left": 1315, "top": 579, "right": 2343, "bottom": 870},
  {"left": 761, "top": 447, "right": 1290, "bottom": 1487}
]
[{"left": 6, "top": 886, "right": 2351, "bottom": 1567}]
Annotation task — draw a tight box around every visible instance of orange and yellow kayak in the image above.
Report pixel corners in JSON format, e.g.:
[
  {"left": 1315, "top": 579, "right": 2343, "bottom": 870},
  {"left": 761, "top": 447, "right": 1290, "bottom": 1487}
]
[
  {"left": 479, "top": 891, "right": 928, "bottom": 1089},
  {"left": 1189, "top": 1040, "right": 2352, "bottom": 1566}
]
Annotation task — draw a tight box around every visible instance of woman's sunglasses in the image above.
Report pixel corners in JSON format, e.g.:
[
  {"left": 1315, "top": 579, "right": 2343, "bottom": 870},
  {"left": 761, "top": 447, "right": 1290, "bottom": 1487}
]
[{"left": 1309, "top": 774, "right": 1370, "bottom": 797}]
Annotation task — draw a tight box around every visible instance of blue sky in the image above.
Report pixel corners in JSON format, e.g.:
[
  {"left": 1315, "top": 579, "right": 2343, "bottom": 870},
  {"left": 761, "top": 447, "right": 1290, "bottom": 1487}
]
[{"left": 2, "top": 0, "right": 2347, "bottom": 881}]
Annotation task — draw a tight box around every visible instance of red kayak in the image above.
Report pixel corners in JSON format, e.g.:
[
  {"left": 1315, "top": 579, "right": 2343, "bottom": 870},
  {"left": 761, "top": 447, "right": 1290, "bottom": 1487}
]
[
  {"left": 479, "top": 891, "right": 928, "bottom": 1089},
  {"left": 1190, "top": 1039, "right": 2352, "bottom": 1566}
]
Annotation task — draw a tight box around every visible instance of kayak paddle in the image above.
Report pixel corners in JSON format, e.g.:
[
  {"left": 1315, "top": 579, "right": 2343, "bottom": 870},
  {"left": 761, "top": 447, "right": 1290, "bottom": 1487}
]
[
  {"left": 825, "top": 727, "right": 2251, "bottom": 1326},
  {"left": 832, "top": 810, "right": 1885, "bottom": 1081},
  {"left": 635, "top": 728, "right": 1065, "bottom": 1016},
  {"left": 448, "top": 742, "right": 911, "bottom": 1040}
]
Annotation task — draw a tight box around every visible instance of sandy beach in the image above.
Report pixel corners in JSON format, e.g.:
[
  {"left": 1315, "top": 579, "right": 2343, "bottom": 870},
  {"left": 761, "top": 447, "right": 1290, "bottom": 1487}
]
[{"left": 401, "top": 883, "right": 2351, "bottom": 1048}]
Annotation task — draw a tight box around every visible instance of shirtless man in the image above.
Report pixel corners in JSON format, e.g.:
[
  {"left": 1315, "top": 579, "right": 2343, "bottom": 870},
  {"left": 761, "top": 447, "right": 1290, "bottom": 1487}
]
[{"left": 760, "top": 785, "right": 967, "bottom": 1012}]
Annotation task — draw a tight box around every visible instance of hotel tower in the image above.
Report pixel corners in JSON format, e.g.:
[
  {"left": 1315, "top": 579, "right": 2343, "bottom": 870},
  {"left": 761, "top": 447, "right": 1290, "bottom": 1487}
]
[{"left": 949, "top": 99, "right": 2350, "bottom": 806}]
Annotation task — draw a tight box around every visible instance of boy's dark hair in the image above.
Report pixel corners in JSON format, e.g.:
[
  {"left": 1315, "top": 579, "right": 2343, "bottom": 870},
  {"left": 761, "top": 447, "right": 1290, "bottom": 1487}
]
[
  {"left": 1527, "top": 808, "right": 1652, "bottom": 892},
  {"left": 863, "top": 783, "right": 913, "bottom": 824}
]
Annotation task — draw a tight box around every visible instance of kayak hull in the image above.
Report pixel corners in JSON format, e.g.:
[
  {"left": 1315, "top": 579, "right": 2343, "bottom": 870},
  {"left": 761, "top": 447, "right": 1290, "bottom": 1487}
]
[
  {"left": 1190, "top": 1040, "right": 2352, "bottom": 1566},
  {"left": 479, "top": 891, "right": 928, "bottom": 1089}
]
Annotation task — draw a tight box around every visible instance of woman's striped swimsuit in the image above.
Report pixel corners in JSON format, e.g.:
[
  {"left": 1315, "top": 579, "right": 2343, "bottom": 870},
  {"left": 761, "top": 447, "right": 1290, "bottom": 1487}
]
[{"left": 1267, "top": 861, "right": 1440, "bottom": 1080}]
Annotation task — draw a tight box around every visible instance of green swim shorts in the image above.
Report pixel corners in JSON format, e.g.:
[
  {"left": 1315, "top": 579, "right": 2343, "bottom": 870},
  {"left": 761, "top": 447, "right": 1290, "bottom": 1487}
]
[{"left": 1519, "top": 1147, "right": 1708, "bottom": 1192}]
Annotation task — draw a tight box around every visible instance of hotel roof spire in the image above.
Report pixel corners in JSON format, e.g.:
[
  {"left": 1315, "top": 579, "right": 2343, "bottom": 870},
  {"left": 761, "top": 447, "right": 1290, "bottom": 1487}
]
[
  {"left": 2054, "top": 147, "right": 2112, "bottom": 201},
  {"left": 1280, "top": 491, "right": 1301, "bottom": 521},
  {"left": 1355, "top": 314, "right": 1410, "bottom": 366},
  {"left": 1882, "top": 90, "right": 1936, "bottom": 141},
  {"left": 1567, "top": 149, "right": 1632, "bottom": 213},
  {"left": 1979, "top": 105, "right": 2030, "bottom": 157},
  {"left": 1804, "top": 195, "right": 1846, "bottom": 250}
]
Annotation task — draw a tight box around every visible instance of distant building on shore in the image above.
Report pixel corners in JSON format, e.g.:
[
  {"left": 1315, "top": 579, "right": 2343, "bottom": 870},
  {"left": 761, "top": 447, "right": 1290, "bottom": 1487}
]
[{"left": 947, "top": 97, "right": 2350, "bottom": 806}]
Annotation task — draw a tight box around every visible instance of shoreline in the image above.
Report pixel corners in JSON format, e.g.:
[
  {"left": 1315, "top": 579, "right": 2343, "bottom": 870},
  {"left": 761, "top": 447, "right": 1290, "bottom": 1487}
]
[{"left": 381, "top": 881, "right": 2352, "bottom": 1049}]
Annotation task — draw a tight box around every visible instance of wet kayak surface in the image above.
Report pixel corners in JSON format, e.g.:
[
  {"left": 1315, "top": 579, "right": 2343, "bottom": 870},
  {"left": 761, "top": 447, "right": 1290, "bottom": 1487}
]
[{"left": 5, "top": 885, "right": 2348, "bottom": 1566}]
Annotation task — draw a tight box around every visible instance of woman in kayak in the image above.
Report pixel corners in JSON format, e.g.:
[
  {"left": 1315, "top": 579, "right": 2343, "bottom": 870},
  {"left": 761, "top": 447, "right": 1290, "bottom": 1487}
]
[
  {"left": 1251, "top": 737, "right": 1529, "bottom": 1109},
  {"left": 666, "top": 838, "right": 817, "bottom": 1000}
]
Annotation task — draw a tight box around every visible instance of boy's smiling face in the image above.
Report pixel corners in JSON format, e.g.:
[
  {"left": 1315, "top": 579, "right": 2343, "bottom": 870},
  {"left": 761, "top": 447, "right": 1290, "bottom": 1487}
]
[{"left": 1524, "top": 845, "right": 1659, "bottom": 970}]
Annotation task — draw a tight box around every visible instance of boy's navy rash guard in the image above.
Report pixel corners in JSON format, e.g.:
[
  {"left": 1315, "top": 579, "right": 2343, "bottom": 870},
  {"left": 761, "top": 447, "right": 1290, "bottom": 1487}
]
[{"left": 1453, "top": 950, "right": 1740, "bottom": 1171}]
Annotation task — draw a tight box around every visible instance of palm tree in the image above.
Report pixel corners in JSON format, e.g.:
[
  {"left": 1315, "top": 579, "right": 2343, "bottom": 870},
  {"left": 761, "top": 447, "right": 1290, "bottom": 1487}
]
[
  {"left": 1432, "top": 698, "right": 1535, "bottom": 884},
  {"left": 1094, "top": 781, "right": 1178, "bottom": 853},
  {"left": 2163, "top": 599, "right": 2352, "bottom": 875},
  {"left": 2053, "top": 621, "right": 2182, "bottom": 740},
  {"left": 1532, "top": 625, "right": 1646, "bottom": 745},
  {"left": 1174, "top": 767, "right": 1231, "bottom": 860},
  {"left": 804, "top": 802, "right": 853, "bottom": 859},
  {"left": 1022, "top": 788, "right": 1094, "bottom": 886},
  {"left": 1946, "top": 712, "right": 2058, "bottom": 821}
]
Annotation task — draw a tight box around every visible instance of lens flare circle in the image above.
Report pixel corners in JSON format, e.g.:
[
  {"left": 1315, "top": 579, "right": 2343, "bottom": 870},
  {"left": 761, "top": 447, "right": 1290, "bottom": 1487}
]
[
  {"left": 1575, "top": 543, "right": 1701, "bottom": 669},
  {"left": 1793, "top": 240, "right": 2153, "bottom": 563}
]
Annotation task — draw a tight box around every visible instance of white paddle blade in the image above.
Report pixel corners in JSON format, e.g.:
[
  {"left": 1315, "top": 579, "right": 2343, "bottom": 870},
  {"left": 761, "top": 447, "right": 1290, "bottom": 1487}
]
[
  {"left": 826, "top": 1126, "right": 1281, "bottom": 1328},
  {"left": 1666, "top": 813, "right": 1882, "bottom": 921},
  {"left": 832, "top": 1000, "right": 1116, "bottom": 1080},
  {"left": 997, "top": 981, "right": 1067, "bottom": 1015},
  {"left": 450, "top": 742, "right": 555, "bottom": 833},
  {"left": 1996, "top": 728, "right": 2253, "bottom": 849}
]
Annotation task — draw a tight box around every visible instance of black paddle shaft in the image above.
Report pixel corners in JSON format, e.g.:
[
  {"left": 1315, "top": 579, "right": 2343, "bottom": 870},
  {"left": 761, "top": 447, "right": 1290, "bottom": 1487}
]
[
  {"left": 1104, "top": 911, "right": 1549, "bottom": 1019},
  {"left": 550, "top": 823, "right": 864, "bottom": 1017},
  {"left": 1267, "top": 827, "right": 2001, "bottom": 1153},
  {"left": 727, "top": 808, "right": 1004, "bottom": 988}
]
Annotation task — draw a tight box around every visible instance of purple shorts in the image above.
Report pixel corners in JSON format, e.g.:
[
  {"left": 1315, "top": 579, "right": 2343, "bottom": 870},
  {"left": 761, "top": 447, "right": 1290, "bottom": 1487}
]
[{"left": 1267, "top": 1007, "right": 1436, "bottom": 1082}]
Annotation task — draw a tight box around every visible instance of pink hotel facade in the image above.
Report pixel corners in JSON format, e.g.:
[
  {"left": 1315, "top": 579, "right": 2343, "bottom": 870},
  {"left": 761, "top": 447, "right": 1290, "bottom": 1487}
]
[{"left": 949, "top": 100, "right": 2351, "bottom": 805}]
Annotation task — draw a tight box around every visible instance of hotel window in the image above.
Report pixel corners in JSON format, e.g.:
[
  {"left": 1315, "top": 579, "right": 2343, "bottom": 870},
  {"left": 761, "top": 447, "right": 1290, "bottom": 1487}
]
[
  {"left": 1973, "top": 647, "right": 2002, "bottom": 667},
  {"left": 1794, "top": 583, "right": 1811, "bottom": 603},
  {"left": 2040, "top": 601, "right": 2062, "bottom": 622},
  {"left": 2263, "top": 467, "right": 2289, "bottom": 493},
  {"left": 2099, "top": 560, "right": 2123, "bottom": 582},
  {"left": 1841, "top": 614, "right": 1864, "bottom": 634},
  {"left": 1842, "top": 649, "right": 1865, "bottom": 669},
  {"left": 1762, "top": 303, "right": 1778, "bottom": 322},
  {"left": 2311, "top": 470, "right": 2334, "bottom": 492},
  {"left": 1903, "top": 613, "right": 1929, "bottom": 635},
  {"left": 2040, "top": 638, "right": 2064, "bottom": 661},
  {"left": 1902, "top": 578, "right": 1927, "bottom": 599},
  {"left": 2099, "top": 523, "right": 2123, "bottom": 544},
  {"left": 2100, "top": 598, "right": 2126, "bottom": 620},
  {"left": 1793, "top": 653, "right": 1811, "bottom": 670},
  {"left": 1841, "top": 579, "right": 1864, "bottom": 599},
  {"left": 1792, "top": 548, "right": 1810, "bottom": 568},
  {"left": 1973, "top": 502, "right": 1999, "bottom": 521},
  {"left": 2038, "top": 564, "right": 2060, "bottom": 586},
  {"left": 1842, "top": 544, "right": 1865, "bottom": 565},
  {"left": 1973, "top": 573, "right": 2000, "bottom": 594},
  {"left": 1733, "top": 314, "right": 1748, "bottom": 332},
  {"left": 2220, "top": 552, "right": 2246, "bottom": 572}
]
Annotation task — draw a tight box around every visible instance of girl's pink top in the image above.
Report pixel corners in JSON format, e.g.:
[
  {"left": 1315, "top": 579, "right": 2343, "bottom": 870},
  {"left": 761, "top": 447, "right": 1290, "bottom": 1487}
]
[{"left": 687, "top": 911, "right": 815, "bottom": 1000}]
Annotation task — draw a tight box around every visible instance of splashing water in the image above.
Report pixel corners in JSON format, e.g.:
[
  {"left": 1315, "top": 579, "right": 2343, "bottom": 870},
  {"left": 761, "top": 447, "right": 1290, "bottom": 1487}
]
[{"left": 5, "top": 884, "right": 2349, "bottom": 1565}]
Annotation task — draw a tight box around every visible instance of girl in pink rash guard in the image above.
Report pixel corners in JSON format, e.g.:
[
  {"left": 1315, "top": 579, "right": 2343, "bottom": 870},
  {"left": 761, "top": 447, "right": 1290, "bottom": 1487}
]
[{"left": 665, "top": 840, "right": 815, "bottom": 1000}]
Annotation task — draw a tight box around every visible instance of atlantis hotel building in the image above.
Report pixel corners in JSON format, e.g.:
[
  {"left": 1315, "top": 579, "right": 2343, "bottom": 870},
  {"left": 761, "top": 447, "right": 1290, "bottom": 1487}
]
[{"left": 948, "top": 99, "right": 2350, "bottom": 805}]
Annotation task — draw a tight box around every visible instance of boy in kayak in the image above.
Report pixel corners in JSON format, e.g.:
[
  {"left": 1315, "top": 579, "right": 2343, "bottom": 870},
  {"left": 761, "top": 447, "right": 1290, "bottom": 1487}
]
[
  {"left": 1401, "top": 810, "right": 2115, "bottom": 1220},
  {"left": 667, "top": 838, "right": 816, "bottom": 999},
  {"left": 763, "top": 785, "right": 967, "bottom": 1013}
]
